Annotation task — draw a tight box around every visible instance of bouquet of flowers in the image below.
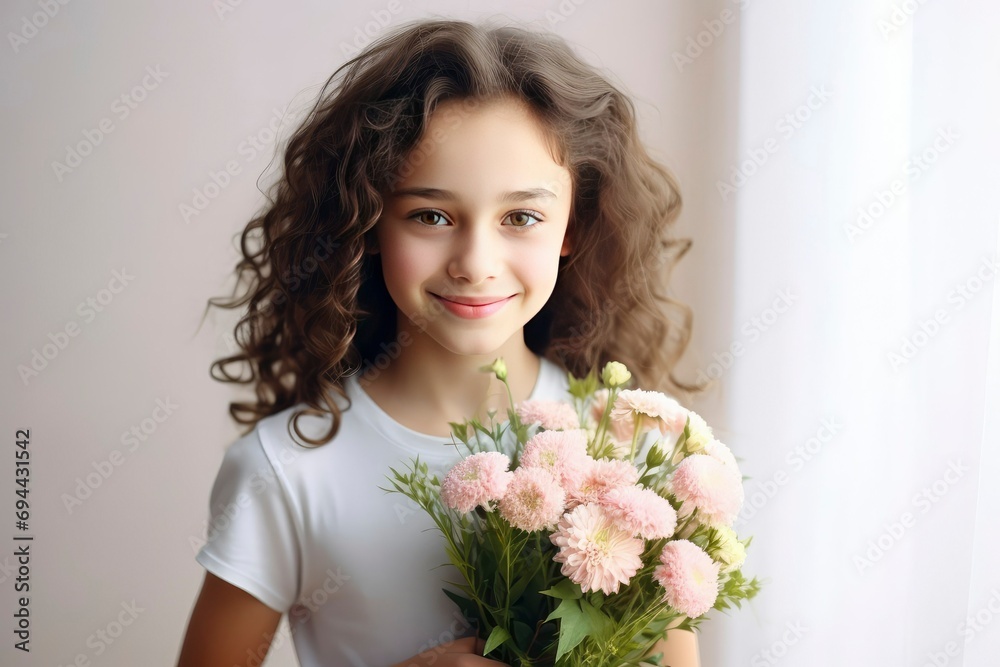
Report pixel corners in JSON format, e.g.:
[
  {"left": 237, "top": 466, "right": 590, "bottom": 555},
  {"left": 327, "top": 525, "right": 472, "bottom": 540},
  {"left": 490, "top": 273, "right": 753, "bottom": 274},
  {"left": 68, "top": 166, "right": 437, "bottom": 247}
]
[{"left": 383, "top": 359, "right": 760, "bottom": 666}]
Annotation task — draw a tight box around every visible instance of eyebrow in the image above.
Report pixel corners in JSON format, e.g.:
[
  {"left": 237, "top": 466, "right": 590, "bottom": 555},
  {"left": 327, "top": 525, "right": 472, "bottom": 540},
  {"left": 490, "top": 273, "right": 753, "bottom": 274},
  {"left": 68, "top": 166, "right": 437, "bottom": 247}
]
[{"left": 389, "top": 186, "right": 558, "bottom": 203}]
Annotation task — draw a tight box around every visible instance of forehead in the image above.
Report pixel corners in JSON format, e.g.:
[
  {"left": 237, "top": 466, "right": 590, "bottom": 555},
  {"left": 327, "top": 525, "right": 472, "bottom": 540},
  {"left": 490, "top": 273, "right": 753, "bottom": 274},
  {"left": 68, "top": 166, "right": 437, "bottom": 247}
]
[{"left": 390, "top": 97, "right": 571, "bottom": 199}]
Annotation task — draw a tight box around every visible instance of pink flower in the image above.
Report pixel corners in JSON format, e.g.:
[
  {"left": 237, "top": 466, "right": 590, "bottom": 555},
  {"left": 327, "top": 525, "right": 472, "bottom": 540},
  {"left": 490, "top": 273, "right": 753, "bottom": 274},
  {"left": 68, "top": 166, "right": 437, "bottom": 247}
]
[
  {"left": 516, "top": 399, "right": 580, "bottom": 431},
  {"left": 703, "top": 439, "right": 738, "bottom": 470},
  {"left": 550, "top": 503, "right": 645, "bottom": 594},
  {"left": 519, "top": 429, "right": 591, "bottom": 491},
  {"left": 498, "top": 466, "right": 566, "bottom": 532},
  {"left": 669, "top": 455, "right": 744, "bottom": 528},
  {"left": 600, "top": 485, "right": 678, "bottom": 540},
  {"left": 653, "top": 539, "right": 721, "bottom": 618},
  {"left": 440, "top": 452, "right": 514, "bottom": 514},
  {"left": 566, "top": 458, "right": 640, "bottom": 508},
  {"left": 611, "top": 389, "right": 688, "bottom": 437}
]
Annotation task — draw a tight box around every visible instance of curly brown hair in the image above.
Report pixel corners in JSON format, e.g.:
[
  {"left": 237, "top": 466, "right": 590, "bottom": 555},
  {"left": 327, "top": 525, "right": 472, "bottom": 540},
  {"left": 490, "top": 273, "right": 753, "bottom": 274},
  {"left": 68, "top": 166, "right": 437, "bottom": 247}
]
[{"left": 199, "top": 17, "right": 704, "bottom": 447}]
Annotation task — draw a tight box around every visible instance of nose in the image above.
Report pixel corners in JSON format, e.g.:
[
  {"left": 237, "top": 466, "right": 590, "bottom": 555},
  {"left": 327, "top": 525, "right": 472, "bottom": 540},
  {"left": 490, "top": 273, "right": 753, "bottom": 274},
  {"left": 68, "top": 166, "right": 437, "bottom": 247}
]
[{"left": 447, "top": 221, "right": 503, "bottom": 286}]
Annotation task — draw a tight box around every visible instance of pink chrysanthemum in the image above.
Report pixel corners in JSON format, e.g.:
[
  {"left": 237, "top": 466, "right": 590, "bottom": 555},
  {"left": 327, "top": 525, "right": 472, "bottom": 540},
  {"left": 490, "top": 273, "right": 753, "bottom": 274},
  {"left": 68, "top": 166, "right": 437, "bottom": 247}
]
[
  {"left": 669, "top": 454, "right": 744, "bottom": 528},
  {"left": 440, "top": 452, "right": 513, "bottom": 514},
  {"left": 519, "top": 429, "right": 592, "bottom": 491},
  {"left": 516, "top": 399, "right": 580, "bottom": 431},
  {"left": 611, "top": 389, "right": 688, "bottom": 437},
  {"left": 590, "top": 389, "right": 635, "bottom": 444},
  {"left": 498, "top": 466, "right": 566, "bottom": 532},
  {"left": 566, "top": 458, "right": 640, "bottom": 508},
  {"left": 653, "top": 539, "right": 721, "bottom": 618},
  {"left": 550, "top": 503, "right": 645, "bottom": 595},
  {"left": 599, "top": 485, "right": 678, "bottom": 540},
  {"left": 703, "top": 438, "right": 739, "bottom": 469}
]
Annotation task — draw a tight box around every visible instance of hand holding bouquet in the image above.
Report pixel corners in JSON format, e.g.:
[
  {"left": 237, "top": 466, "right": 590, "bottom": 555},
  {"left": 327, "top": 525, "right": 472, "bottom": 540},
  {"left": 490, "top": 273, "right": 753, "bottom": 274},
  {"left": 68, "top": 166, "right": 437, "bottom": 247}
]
[{"left": 383, "top": 360, "right": 761, "bottom": 666}]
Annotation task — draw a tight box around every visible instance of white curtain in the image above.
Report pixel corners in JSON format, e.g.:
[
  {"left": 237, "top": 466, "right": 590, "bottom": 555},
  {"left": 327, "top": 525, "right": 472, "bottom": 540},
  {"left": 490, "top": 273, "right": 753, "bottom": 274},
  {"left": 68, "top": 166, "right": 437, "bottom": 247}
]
[{"left": 697, "top": 1, "right": 1000, "bottom": 665}]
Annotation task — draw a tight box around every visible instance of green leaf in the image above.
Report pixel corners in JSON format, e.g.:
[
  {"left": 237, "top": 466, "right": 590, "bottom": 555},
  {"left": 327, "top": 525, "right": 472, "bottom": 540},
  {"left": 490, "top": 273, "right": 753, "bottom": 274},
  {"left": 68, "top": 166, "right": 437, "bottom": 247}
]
[
  {"left": 442, "top": 588, "right": 479, "bottom": 621},
  {"left": 511, "top": 620, "right": 534, "bottom": 648},
  {"left": 544, "top": 598, "right": 587, "bottom": 661},
  {"left": 579, "top": 597, "right": 614, "bottom": 642},
  {"left": 568, "top": 367, "right": 599, "bottom": 400},
  {"left": 448, "top": 420, "right": 470, "bottom": 443},
  {"left": 483, "top": 625, "right": 511, "bottom": 656},
  {"left": 508, "top": 568, "right": 533, "bottom": 602},
  {"left": 539, "top": 578, "right": 582, "bottom": 600}
]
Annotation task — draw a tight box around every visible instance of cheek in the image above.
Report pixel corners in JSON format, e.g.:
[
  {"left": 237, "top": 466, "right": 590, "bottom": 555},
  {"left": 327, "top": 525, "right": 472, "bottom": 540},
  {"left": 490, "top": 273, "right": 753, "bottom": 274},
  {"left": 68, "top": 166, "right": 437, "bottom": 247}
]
[
  {"left": 379, "top": 239, "right": 433, "bottom": 288},
  {"left": 515, "top": 242, "right": 562, "bottom": 291}
]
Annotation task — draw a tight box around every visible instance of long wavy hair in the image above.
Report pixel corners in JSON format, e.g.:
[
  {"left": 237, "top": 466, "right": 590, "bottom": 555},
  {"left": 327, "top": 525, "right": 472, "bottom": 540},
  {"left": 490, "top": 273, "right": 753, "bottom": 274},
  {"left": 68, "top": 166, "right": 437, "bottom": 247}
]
[{"left": 200, "top": 17, "right": 705, "bottom": 447}]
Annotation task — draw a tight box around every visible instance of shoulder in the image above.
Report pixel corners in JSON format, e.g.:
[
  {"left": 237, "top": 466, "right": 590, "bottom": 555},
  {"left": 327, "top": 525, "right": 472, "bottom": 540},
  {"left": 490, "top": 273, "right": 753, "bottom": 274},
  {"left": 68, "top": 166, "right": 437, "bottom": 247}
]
[
  {"left": 209, "top": 390, "right": 355, "bottom": 497},
  {"left": 252, "top": 387, "right": 355, "bottom": 464}
]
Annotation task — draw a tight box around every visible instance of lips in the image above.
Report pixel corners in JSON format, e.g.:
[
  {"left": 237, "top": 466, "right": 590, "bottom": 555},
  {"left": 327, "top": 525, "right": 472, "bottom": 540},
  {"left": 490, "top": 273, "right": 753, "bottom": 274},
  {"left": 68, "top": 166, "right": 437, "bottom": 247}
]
[
  {"left": 430, "top": 292, "right": 516, "bottom": 319},
  {"left": 431, "top": 293, "right": 513, "bottom": 306}
]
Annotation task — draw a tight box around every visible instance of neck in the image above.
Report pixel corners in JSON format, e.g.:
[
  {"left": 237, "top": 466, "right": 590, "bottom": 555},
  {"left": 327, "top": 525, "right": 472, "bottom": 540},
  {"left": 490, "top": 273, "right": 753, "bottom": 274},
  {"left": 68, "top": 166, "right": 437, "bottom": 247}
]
[{"left": 357, "top": 317, "right": 542, "bottom": 433}]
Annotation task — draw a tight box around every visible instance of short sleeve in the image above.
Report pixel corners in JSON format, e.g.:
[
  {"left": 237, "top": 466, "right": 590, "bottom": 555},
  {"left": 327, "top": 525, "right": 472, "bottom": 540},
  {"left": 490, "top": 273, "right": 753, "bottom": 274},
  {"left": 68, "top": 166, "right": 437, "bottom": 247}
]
[{"left": 195, "top": 430, "right": 301, "bottom": 613}]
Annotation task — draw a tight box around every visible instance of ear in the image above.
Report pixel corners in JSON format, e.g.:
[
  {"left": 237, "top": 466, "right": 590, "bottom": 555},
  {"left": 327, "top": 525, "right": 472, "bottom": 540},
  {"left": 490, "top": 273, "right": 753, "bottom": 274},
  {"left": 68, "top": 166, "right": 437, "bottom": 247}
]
[{"left": 560, "top": 231, "right": 572, "bottom": 257}]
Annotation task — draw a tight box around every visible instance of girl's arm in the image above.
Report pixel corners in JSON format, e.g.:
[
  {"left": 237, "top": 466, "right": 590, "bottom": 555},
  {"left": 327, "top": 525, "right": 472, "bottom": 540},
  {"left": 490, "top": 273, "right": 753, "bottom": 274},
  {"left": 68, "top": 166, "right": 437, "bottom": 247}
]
[
  {"left": 176, "top": 571, "right": 282, "bottom": 667},
  {"left": 642, "top": 616, "right": 701, "bottom": 667}
]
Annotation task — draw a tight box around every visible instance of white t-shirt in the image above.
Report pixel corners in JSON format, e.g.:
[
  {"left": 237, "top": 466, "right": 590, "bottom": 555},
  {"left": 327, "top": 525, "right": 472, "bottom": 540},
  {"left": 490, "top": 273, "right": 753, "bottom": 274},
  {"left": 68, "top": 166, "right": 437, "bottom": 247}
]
[{"left": 195, "top": 355, "right": 573, "bottom": 667}]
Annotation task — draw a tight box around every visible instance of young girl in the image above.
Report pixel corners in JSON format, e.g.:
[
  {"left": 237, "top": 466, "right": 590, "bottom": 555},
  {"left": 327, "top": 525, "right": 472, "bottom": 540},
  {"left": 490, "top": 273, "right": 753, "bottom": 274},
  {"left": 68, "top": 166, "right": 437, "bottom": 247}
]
[{"left": 177, "top": 17, "right": 703, "bottom": 667}]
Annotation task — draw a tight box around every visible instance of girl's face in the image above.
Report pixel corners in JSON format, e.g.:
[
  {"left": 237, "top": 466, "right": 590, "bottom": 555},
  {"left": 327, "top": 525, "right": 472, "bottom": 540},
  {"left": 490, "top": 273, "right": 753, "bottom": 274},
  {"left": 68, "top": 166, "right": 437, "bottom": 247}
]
[{"left": 374, "top": 96, "right": 573, "bottom": 358}]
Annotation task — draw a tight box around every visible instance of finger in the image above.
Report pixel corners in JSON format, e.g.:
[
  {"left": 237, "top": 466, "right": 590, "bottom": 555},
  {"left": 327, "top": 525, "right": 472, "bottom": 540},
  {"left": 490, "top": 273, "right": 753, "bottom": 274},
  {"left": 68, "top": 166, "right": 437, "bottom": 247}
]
[{"left": 475, "top": 635, "right": 485, "bottom": 655}]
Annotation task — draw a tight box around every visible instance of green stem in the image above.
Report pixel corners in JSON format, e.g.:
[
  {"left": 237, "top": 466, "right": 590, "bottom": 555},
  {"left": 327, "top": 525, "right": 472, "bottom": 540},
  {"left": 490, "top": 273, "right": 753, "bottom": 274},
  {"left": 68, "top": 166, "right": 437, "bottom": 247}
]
[
  {"left": 593, "top": 386, "right": 618, "bottom": 458},
  {"left": 628, "top": 413, "right": 642, "bottom": 464}
]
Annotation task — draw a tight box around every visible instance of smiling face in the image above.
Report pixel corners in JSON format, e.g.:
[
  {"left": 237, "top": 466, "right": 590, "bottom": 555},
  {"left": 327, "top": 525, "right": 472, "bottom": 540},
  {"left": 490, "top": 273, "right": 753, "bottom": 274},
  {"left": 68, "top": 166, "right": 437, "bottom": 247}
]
[{"left": 372, "top": 96, "right": 573, "bottom": 358}]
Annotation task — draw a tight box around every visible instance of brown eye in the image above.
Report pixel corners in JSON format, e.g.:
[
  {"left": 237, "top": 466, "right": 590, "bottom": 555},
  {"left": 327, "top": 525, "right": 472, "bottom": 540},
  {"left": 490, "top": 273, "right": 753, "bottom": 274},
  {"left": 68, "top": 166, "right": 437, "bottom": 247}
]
[
  {"left": 505, "top": 210, "right": 542, "bottom": 231},
  {"left": 412, "top": 211, "right": 447, "bottom": 226}
]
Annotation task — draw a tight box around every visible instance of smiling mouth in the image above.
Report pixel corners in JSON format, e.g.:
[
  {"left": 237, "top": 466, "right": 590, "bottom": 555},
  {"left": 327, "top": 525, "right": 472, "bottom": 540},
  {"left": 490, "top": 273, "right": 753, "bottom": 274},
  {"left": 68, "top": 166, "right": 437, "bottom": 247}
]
[
  {"left": 430, "top": 293, "right": 514, "bottom": 306},
  {"left": 429, "top": 292, "right": 517, "bottom": 319}
]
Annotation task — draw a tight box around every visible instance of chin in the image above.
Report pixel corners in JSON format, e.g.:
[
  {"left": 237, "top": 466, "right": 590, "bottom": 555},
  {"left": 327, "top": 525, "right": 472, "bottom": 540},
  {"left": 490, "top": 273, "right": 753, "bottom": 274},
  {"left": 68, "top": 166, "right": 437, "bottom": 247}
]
[{"left": 433, "top": 332, "right": 514, "bottom": 357}]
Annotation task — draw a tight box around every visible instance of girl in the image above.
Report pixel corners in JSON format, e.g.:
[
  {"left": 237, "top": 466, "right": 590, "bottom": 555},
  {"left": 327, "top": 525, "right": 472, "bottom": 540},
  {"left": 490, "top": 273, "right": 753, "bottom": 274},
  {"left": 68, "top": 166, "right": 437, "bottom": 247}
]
[{"left": 177, "top": 17, "right": 703, "bottom": 667}]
